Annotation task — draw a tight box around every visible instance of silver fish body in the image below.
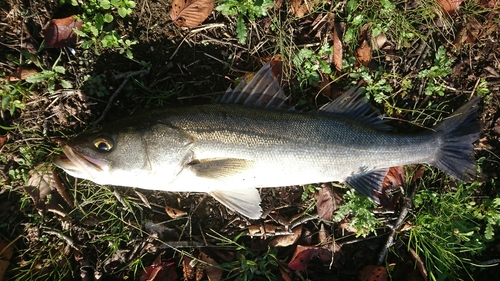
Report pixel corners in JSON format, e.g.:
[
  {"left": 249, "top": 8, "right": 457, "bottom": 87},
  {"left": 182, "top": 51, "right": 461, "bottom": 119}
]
[{"left": 54, "top": 63, "right": 480, "bottom": 219}]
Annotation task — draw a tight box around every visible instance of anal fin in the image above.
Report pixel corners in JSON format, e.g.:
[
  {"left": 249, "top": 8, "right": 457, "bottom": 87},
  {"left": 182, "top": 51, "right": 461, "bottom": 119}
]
[
  {"left": 210, "top": 187, "right": 262, "bottom": 219},
  {"left": 345, "top": 168, "right": 389, "bottom": 204}
]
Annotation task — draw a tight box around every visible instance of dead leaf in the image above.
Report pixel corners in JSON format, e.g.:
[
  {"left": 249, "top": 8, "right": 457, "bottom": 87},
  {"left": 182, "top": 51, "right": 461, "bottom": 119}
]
[
  {"left": 494, "top": 117, "right": 500, "bottom": 136},
  {"left": 279, "top": 267, "right": 292, "bottom": 281},
  {"left": 316, "top": 184, "right": 334, "bottom": 220},
  {"left": 358, "top": 265, "right": 388, "bottom": 281},
  {"left": 438, "top": 0, "right": 464, "bottom": 15},
  {"left": 318, "top": 223, "right": 328, "bottom": 244},
  {"left": 0, "top": 260, "right": 8, "bottom": 281},
  {"left": 0, "top": 240, "right": 13, "bottom": 261},
  {"left": 289, "top": 0, "right": 308, "bottom": 18},
  {"left": 0, "top": 135, "right": 6, "bottom": 149},
  {"left": 170, "top": 0, "right": 214, "bottom": 28},
  {"left": 269, "top": 225, "right": 302, "bottom": 247},
  {"left": 43, "top": 16, "right": 83, "bottom": 48},
  {"left": 333, "top": 21, "right": 343, "bottom": 72},
  {"left": 356, "top": 24, "right": 372, "bottom": 67},
  {"left": 288, "top": 245, "right": 321, "bottom": 271},
  {"left": 165, "top": 205, "right": 187, "bottom": 218},
  {"left": 24, "top": 165, "right": 67, "bottom": 216},
  {"left": 409, "top": 247, "right": 428, "bottom": 281},
  {"left": 139, "top": 262, "right": 176, "bottom": 281},
  {"left": 200, "top": 252, "right": 222, "bottom": 281},
  {"left": 5, "top": 67, "right": 38, "bottom": 82},
  {"left": 183, "top": 256, "right": 195, "bottom": 280},
  {"left": 380, "top": 166, "right": 405, "bottom": 210}
]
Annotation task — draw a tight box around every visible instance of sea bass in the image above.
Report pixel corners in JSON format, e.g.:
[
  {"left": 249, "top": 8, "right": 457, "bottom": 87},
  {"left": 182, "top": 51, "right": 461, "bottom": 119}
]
[{"left": 53, "top": 62, "right": 481, "bottom": 219}]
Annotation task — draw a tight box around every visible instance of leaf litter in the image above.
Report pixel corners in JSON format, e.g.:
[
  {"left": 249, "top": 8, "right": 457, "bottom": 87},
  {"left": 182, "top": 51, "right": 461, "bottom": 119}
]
[{"left": 1, "top": 0, "right": 500, "bottom": 280}]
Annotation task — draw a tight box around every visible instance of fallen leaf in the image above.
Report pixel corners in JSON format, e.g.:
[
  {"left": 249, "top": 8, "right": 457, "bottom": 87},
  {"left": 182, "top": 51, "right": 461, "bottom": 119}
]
[
  {"left": 269, "top": 225, "right": 302, "bottom": 247},
  {"left": 5, "top": 67, "right": 38, "bottom": 82},
  {"left": 0, "top": 135, "right": 6, "bottom": 148},
  {"left": 0, "top": 240, "right": 13, "bottom": 261},
  {"left": 289, "top": 0, "right": 308, "bottom": 18},
  {"left": 333, "top": 20, "right": 343, "bottom": 72},
  {"left": 170, "top": 0, "right": 214, "bottom": 28},
  {"left": 44, "top": 15, "right": 83, "bottom": 48},
  {"left": 200, "top": 252, "right": 222, "bottom": 281},
  {"left": 318, "top": 223, "right": 328, "bottom": 244},
  {"left": 288, "top": 245, "right": 321, "bottom": 271},
  {"left": 358, "top": 265, "right": 388, "bottom": 281},
  {"left": 380, "top": 166, "right": 405, "bottom": 210},
  {"left": 183, "top": 256, "right": 195, "bottom": 280},
  {"left": 24, "top": 165, "right": 67, "bottom": 216},
  {"left": 0, "top": 260, "right": 8, "bottom": 281},
  {"left": 316, "top": 184, "right": 334, "bottom": 220},
  {"left": 438, "top": 0, "right": 464, "bottom": 15},
  {"left": 356, "top": 24, "right": 372, "bottom": 67},
  {"left": 165, "top": 205, "right": 187, "bottom": 218},
  {"left": 139, "top": 262, "right": 175, "bottom": 281}
]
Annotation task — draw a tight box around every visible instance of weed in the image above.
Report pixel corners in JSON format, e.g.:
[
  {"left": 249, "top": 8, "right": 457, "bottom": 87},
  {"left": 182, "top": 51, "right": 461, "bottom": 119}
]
[
  {"left": 65, "top": 0, "right": 138, "bottom": 58},
  {"left": 292, "top": 43, "right": 333, "bottom": 86},
  {"left": 407, "top": 175, "right": 499, "bottom": 280},
  {"left": 0, "top": 80, "right": 28, "bottom": 117},
  {"left": 417, "top": 45, "right": 453, "bottom": 96},
  {"left": 216, "top": 0, "right": 274, "bottom": 44},
  {"left": 209, "top": 231, "right": 279, "bottom": 280},
  {"left": 24, "top": 50, "right": 73, "bottom": 93},
  {"left": 333, "top": 189, "right": 381, "bottom": 237}
]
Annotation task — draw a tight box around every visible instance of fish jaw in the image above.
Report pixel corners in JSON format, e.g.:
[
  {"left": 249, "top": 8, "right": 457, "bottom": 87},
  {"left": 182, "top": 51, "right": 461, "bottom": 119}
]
[{"left": 53, "top": 145, "right": 110, "bottom": 183}]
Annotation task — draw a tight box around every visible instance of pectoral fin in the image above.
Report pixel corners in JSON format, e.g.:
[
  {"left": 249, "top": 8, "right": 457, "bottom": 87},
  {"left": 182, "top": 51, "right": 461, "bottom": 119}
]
[
  {"left": 188, "top": 158, "right": 254, "bottom": 179},
  {"left": 210, "top": 187, "right": 262, "bottom": 219},
  {"left": 346, "top": 168, "right": 389, "bottom": 204}
]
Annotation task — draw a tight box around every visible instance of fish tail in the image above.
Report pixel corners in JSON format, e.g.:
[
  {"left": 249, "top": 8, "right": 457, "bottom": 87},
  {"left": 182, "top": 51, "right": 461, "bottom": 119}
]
[{"left": 431, "top": 98, "right": 481, "bottom": 181}]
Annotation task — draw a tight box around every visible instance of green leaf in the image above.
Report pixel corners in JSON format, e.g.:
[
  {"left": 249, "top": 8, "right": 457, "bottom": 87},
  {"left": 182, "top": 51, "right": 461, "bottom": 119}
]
[
  {"left": 236, "top": 16, "right": 247, "bottom": 44},
  {"left": 2, "top": 96, "right": 11, "bottom": 110},
  {"left": 60, "top": 80, "right": 73, "bottom": 89},
  {"left": 100, "top": 0, "right": 111, "bottom": 9},
  {"left": 53, "top": 66, "right": 66, "bottom": 74},
  {"left": 118, "top": 7, "right": 128, "bottom": 18},
  {"left": 103, "top": 13, "right": 114, "bottom": 23}
]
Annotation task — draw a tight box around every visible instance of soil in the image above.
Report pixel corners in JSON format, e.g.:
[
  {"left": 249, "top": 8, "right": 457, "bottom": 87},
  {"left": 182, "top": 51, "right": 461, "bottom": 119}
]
[{"left": 1, "top": 0, "right": 500, "bottom": 281}]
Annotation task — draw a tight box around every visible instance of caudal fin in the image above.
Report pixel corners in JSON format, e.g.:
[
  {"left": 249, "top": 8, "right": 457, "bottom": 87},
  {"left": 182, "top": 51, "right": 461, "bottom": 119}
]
[{"left": 432, "top": 98, "right": 481, "bottom": 182}]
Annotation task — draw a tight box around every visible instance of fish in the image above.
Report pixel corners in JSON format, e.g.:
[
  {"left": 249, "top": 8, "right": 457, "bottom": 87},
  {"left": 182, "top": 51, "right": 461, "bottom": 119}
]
[{"left": 53, "top": 62, "right": 481, "bottom": 219}]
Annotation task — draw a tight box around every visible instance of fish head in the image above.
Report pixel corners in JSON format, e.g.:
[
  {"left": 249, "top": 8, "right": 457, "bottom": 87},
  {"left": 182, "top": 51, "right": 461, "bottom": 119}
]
[{"left": 53, "top": 124, "right": 154, "bottom": 187}]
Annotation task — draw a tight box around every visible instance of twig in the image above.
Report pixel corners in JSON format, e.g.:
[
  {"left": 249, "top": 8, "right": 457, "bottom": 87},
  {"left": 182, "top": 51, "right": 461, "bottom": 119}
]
[
  {"left": 377, "top": 183, "right": 418, "bottom": 265},
  {"left": 92, "top": 69, "right": 148, "bottom": 126}
]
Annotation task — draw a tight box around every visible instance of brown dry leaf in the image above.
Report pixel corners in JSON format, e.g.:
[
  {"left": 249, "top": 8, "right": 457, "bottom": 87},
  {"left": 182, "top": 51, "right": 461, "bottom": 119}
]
[
  {"left": 380, "top": 166, "right": 405, "bottom": 210},
  {"left": 183, "top": 256, "right": 195, "bottom": 280},
  {"left": 279, "top": 267, "right": 292, "bottom": 281},
  {"left": 43, "top": 15, "right": 83, "bottom": 48},
  {"left": 288, "top": 245, "right": 322, "bottom": 271},
  {"left": 316, "top": 183, "right": 335, "bottom": 220},
  {"left": 333, "top": 21, "right": 343, "bottom": 72},
  {"left": 200, "top": 252, "right": 222, "bottom": 281},
  {"left": 438, "top": 0, "right": 464, "bottom": 15},
  {"left": 356, "top": 39, "right": 371, "bottom": 67},
  {"left": 318, "top": 223, "right": 328, "bottom": 244},
  {"left": 358, "top": 265, "right": 388, "bottom": 281},
  {"left": 269, "top": 225, "right": 302, "bottom": 247},
  {"left": 165, "top": 205, "right": 187, "bottom": 218},
  {"left": 5, "top": 67, "right": 38, "bottom": 82},
  {"left": 0, "top": 240, "right": 13, "bottom": 261},
  {"left": 289, "top": 0, "right": 308, "bottom": 18},
  {"left": 0, "top": 135, "right": 6, "bottom": 149},
  {"left": 170, "top": 0, "right": 214, "bottom": 28},
  {"left": 0, "top": 260, "right": 8, "bottom": 281},
  {"left": 24, "top": 165, "right": 66, "bottom": 216}
]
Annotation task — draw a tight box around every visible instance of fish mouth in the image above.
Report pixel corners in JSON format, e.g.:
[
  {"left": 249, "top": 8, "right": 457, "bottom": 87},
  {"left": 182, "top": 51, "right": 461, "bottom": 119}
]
[{"left": 53, "top": 145, "right": 109, "bottom": 180}]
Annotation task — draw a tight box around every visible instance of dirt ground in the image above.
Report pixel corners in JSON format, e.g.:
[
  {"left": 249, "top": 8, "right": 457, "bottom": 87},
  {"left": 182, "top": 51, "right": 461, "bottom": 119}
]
[{"left": 1, "top": 0, "right": 500, "bottom": 280}]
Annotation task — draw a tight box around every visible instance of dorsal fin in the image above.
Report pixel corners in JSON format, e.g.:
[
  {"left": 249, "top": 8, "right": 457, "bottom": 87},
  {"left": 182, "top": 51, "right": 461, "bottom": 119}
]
[
  {"left": 319, "top": 86, "right": 391, "bottom": 131},
  {"left": 217, "top": 62, "right": 289, "bottom": 110}
]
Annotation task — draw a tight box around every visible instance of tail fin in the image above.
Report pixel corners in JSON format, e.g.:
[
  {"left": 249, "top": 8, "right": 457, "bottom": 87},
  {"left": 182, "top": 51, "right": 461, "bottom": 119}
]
[{"left": 432, "top": 98, "right": 481, "bottom": 182}]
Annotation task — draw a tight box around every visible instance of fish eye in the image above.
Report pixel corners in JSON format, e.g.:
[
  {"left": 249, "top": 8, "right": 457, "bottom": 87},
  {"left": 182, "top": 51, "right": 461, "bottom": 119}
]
[{"left": 93, "top": 137, "right": 113, "bottom": 152}]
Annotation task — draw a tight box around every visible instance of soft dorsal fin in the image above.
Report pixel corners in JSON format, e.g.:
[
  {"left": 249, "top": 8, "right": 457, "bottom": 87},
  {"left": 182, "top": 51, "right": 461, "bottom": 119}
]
[
  {"left": 319, "top": 86, "right": 391, "bottom": 131},
  {"left": 217, "top": 62, "right": 289, "bottom": 110}
]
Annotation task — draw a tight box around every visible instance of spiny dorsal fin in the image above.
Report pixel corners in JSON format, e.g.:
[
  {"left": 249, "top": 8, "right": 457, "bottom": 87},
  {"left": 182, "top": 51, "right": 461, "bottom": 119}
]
[
  {"left": 319, "top": 86, "right": 391, "bottom": 131},
  {"left": 217, "top": 62, "right": 289, "bottom": 110}
]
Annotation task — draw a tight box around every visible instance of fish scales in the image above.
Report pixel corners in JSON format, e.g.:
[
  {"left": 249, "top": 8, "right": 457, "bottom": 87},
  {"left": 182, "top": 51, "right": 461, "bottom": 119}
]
[{"left": 54, "top": 62, "right": 481, "bottom": 219}]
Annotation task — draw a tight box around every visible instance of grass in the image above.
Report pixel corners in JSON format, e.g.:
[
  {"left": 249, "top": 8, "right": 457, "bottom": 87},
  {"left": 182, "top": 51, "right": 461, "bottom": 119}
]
[{"left": 1, "top": 0, "right": 499, "bottom": 280}]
